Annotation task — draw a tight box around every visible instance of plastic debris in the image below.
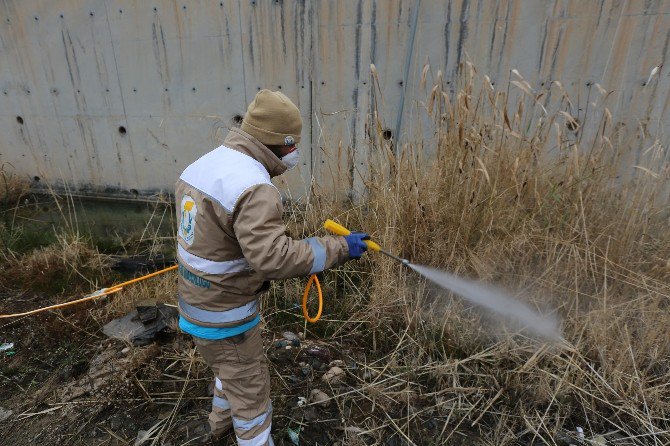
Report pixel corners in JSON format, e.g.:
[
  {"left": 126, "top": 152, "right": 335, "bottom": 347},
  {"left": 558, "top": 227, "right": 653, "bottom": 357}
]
[
  {"left": 297, "top": 396, "right": 307, "bottom": 407},
  {"left": 102, "top": 303, "right": 178, "bottom": 346},
  {"left": 136, "top": 303, "right": 158, "bottom": 323},
  {"left": 287, "top": 427, "right": 300, "bottom": 445},
  {"left": 0, "top": 343, "right": 14, "bottom": 352},
  {"left": 283, "top": 331, "right": 300, "bottom": 342}
]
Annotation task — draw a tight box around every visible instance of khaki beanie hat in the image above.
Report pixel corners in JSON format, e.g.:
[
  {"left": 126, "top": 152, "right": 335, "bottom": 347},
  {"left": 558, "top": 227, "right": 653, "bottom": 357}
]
[{"left": 240, "top": 90, "right": 302, "bottom": 146}]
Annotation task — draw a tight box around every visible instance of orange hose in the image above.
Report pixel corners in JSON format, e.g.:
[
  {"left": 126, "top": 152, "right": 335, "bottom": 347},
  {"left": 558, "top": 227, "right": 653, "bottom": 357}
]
[
  {"left": 0, "top": 264, "right": 178, "bottom": 319},
  {"left": 0, "top": 286, "right": 124, "bottom": 318},
  {"left": 301, "top": 274, "right": 323, "bottom": 323}
]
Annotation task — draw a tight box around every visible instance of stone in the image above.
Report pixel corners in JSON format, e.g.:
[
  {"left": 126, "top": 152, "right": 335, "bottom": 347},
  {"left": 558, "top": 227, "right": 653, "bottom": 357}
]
[
  {"left": 322, "top": 366, "right": 345, "bottom": 384},
  {"left": 305, "top": 345, "right": 331, "bottom": 362},
  {"left": 309, "top": 389, "right": 330, "bottom": 408},
  {"left": 0, "top": 407, "right": 12, "bottom": 422},
  {"left": 591, "top": 435, "right": 606, "bottom": 446},
  {"left": 288, "top": 375, "right": 302, "bottom": 385}
]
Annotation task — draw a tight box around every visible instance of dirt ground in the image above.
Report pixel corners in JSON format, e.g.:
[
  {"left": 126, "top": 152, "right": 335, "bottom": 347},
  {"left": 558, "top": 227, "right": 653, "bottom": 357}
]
[{"left": 0, "top": 289, "right": 440, "bottom": 446}]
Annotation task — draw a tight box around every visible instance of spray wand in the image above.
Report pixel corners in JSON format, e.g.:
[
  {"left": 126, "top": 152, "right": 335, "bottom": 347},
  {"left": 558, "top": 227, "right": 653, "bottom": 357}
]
[{"left": 323, "top": 219, "right": 410, "bottom": 266}]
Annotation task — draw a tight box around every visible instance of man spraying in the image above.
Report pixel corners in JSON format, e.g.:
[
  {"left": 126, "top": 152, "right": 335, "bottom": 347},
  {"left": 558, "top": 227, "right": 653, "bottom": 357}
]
[{"left": 175, "top": 90, "right": 370, "bottom": 445}]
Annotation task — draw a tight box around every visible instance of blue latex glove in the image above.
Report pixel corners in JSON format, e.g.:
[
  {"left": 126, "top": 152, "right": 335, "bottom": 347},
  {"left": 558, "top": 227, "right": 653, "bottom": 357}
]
[{"left": 344, "top": 232, "right": 370, "bottom": 259}]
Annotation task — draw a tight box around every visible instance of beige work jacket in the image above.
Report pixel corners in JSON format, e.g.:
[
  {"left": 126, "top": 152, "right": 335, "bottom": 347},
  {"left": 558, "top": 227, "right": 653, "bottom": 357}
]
[{"left": 175, "top": 128, "right": 348, "bottom": 327}]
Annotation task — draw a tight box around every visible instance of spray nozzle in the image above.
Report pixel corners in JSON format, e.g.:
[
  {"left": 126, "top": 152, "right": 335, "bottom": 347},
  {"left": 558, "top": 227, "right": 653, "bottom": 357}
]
[{"left": 323, "top": 219, "right": 411, "bottom": 266}]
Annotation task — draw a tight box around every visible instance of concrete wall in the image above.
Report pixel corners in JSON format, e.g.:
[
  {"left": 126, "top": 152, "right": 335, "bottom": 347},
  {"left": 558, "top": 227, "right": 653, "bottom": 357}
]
[{"left": 1, "top": 0, "right": 668, "bottom": 198}]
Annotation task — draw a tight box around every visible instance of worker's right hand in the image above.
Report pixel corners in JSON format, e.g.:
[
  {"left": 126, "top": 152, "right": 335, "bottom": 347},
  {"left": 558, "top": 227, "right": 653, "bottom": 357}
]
[{"left": 344, "top": 232, "right": 370, "bottom": 259}]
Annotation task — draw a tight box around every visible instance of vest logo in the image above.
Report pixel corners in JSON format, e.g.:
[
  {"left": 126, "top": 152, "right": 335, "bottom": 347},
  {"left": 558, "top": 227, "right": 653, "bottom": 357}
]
[{"left": 179, "top": 195, "right": 197, "bottom": 245}]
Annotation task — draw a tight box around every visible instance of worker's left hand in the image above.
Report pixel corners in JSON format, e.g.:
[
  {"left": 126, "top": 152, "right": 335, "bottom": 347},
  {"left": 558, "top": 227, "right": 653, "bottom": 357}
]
[{"left": 344, "top": 232, "right": 370, "bottom": 259}]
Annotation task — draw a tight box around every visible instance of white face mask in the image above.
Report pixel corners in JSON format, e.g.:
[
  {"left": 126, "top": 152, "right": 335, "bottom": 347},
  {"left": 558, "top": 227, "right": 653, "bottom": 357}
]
[{"left": 281, "top": 149, "right": 300, "bottom": 170}]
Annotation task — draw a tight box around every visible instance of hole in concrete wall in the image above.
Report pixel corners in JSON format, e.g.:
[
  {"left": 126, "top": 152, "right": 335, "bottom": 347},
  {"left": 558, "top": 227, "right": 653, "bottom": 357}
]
[
  {"left": 16, "top": 116, "right": 24, "bottom": 125},
  {"left": 232, "top": 115, "right": 244, "bottom": 125},
  {"left": 118, "top": 126, "right": 127, "bottom": 135},
  {"left": 130, "top": 189, "right": 139, "bottom": 197},
  {"left": 382, "top": 129, "right": 393, "bottom": 140},
  {"left": 33, "top": 176, "right": 40, "bottom": 182}
]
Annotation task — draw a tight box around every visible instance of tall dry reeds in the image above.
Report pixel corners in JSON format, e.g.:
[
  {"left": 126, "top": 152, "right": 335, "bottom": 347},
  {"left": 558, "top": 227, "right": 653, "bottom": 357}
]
[{"left": 276, "top": 62, "right": 669, "bottom": 444}]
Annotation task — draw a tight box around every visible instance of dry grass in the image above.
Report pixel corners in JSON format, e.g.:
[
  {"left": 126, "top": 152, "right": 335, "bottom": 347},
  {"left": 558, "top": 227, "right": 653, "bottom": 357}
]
[
  {"left": 0, "top": 232, "right": 112, "bottom": 294},
  {"left": 0, "top": 163, "right": 30, "bottom": 208},
  {"left": 99, "top": 271, "right": 178, "bottom": 318},
  {"left": 275, "top": 63, "right": 670, "bottom": 444}
]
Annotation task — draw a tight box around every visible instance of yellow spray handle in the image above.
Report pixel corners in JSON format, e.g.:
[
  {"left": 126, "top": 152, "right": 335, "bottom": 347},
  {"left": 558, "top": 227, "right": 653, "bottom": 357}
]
[{"left": 323, "top": 219, "right": 381, "bottom": 251}]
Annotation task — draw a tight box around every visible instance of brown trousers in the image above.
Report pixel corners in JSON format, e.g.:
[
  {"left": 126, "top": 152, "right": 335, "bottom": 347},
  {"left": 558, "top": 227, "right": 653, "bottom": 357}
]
[{"left": 192, "top": 325, "right": 273, "bottom": 445}]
